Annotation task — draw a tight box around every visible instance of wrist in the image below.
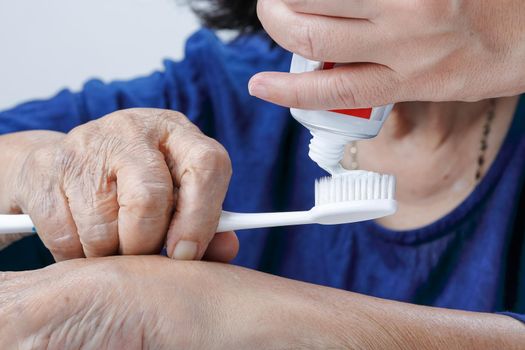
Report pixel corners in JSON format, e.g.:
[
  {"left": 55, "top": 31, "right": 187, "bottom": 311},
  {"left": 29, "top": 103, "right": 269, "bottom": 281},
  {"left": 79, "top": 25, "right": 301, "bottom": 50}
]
[
  {"left": 268, "top": 284, "right": 409, "bottom": 349},
  {"left": 278, "top": 287, "right": 377, "bottom": 349},
  {"left": 226, "top": 276, "right": 371, "bottom": 349}
]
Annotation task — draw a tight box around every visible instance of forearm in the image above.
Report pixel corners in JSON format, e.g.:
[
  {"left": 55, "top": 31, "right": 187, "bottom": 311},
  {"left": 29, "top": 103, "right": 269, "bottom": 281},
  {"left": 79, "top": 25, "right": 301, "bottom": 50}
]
[
  {"left": 286, "top": 279, "right": 525, "bottom": 349},
  {"left": 2, "top": 256, "right": 523, "bottom": 349},
  {"left": 153, "top": 260, "right": 525, "bottom": 349}
]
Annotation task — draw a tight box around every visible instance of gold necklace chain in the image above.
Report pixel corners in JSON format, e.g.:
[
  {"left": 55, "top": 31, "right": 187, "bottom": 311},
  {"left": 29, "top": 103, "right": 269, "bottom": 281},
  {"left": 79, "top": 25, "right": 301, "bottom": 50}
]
[
  {"left": 475, "top": 99, "right": 496, "bottom": 182},
  {"left": 347, "top": 100, "right": 497, "bottom": 183}
]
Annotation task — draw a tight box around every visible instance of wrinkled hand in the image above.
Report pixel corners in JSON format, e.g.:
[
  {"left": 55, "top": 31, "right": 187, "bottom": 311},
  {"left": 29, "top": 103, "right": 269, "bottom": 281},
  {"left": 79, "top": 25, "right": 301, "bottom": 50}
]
[
  {"left": 2, "top": 257, "right": 523, "bottom": 349},
  {"left": 0, "top": 257, "right": 347, "bottom": 349},
  {"left": 250, "top": 0, "right": 525, "bottom": 108},
  {"left": 5, "top": 109, "right": 237, "bottom": 261}
]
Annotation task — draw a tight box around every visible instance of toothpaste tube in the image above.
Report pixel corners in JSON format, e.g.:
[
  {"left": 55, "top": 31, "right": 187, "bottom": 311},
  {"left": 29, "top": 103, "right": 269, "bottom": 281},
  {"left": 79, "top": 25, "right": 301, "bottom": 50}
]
[{"left": 290, "top": 54, "right": 394, "bottom": 175}]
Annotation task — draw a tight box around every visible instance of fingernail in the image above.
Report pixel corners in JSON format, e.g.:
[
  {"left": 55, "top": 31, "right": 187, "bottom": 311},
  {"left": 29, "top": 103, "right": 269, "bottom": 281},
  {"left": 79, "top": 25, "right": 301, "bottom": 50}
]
[
  {"left": 248, "top": 80, "right": 269, "bottom": 99},
  {"left": 172, "top": 240, "right": 198, "bottom": 260}
]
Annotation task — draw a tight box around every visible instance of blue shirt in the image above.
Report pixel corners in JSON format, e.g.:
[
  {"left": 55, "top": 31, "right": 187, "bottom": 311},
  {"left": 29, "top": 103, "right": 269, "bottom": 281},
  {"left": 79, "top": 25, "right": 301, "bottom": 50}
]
[{"left": 1, "top": 29, "right": 524, "bottom": 323}]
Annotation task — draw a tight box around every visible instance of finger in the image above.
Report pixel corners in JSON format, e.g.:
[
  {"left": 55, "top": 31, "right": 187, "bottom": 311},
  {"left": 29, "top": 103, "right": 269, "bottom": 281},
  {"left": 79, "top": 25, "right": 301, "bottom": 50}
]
[
  {"left": 282, "top": 0, "right": 381, "bottom": 19},
  {"left": 258, "top": 0, "right": 380, "bottom": 62},
  {"left": 202, "top": 231, "right": 239, "bottom": 263},
  {"left": 161, "top": 117, "right": 232, "bottom": 260},
  {"left": 64, "top": 173, "right": 119, "bottom": 258},
  {"left": 249, "top": 63, "right": 404, "bottom": 109},
  {"left": 29, "top": 186, "right": 84, "bottom": 262},
  {"left": 115, "top": 148, "right": 174, "bottom": 256}
]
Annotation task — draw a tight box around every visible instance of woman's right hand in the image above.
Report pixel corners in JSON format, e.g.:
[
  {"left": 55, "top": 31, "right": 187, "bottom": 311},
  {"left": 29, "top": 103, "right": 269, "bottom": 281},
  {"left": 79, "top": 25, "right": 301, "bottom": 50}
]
[
  {"left": 252, "top": 0, "right": 525, "bottom": 109},
  {"left": 0, "top": 108, "right": 237, "bottom": 262}
]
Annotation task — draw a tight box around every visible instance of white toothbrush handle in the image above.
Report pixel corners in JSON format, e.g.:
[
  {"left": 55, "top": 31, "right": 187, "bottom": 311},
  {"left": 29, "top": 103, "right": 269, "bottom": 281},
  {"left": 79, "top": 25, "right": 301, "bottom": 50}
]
[
  {"left": 0, "top": 215, "right": 35, "bottom": 234},
  {"left": 217, "top": 210, "right": 312, "bottom": 232},
  {"left": 0, "top": 200, "right": 396, "bottom": 235},
  {"left": 0, "top": 211, "right": 313, "bottom": 236}
]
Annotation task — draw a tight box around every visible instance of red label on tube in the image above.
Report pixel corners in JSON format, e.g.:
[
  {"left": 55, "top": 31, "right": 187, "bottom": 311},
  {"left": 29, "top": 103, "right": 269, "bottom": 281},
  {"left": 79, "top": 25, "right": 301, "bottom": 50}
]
[{"left": 322, "top": 62, "right": 372, "bottom": 119}]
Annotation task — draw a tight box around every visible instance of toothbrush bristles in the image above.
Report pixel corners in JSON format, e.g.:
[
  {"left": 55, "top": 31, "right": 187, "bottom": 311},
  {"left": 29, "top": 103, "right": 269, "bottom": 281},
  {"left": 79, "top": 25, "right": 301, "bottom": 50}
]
[{"left": 315, "top": 171, "right": 396, "bottom": 206}]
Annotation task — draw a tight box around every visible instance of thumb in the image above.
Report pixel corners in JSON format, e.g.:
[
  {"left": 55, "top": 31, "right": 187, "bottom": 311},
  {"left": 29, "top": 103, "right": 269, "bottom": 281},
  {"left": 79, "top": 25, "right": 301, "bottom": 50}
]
[{"left": 249, "top": 63, "right": 404, "bottom": 109}]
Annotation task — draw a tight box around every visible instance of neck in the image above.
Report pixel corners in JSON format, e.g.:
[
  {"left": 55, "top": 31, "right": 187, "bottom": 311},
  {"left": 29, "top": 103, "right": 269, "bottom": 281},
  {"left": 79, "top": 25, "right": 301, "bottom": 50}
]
[
  {"left": 383, "top": 101, "right": 492, "bottom": 149},
  {"left": 345, "top": 97, "right": 518, "bottom": 230}
]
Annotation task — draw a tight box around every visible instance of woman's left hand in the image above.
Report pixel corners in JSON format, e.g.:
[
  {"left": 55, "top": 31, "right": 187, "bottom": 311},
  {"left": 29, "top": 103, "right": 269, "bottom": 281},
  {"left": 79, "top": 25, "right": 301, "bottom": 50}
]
[
  {"left": 3, "top": 257, "right": 525, "bottom": 349},
  {"left": 0, "top": 257, "right": 355, "bottom": 349},
  {"left": 251, "top": 0, "right": 525, "bottom": 109}
]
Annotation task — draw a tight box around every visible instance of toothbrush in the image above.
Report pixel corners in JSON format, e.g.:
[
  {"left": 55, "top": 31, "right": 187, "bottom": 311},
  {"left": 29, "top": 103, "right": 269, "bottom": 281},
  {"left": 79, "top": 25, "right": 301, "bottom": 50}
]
[
  {"left": 0, "top": 171, "right": 396, "bottom": 235},
  {"left": 218, "top": 171, "right": 396, "bottom": 231}
]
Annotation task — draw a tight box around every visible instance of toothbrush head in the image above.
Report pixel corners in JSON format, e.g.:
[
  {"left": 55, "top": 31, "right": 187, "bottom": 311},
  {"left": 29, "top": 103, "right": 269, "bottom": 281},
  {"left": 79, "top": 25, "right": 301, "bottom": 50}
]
[
  {"left": 315, "top": 171, "right": 396, "bottom": 205},
  {"left": 312, "top": 171, "right": 397, "bottom": 225}
]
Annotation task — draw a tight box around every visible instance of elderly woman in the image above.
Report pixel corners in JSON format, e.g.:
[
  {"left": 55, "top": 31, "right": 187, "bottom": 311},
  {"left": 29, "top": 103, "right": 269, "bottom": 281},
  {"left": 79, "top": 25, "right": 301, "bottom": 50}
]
[{"left": 1, "top": 0, "right": 524, "bottom": 348}]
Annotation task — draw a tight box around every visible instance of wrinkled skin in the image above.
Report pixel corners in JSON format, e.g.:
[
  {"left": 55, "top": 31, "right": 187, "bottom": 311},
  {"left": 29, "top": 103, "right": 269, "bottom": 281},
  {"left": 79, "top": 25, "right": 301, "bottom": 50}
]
[
  {"left": 1, "top": 257, "right": 524, "bottom": 349},
  {"left": 251, "top": 0, "right": 525, "bottom": 109},
  {"left": 0, "top": 257, "right": 351, "bottom": 350},
  {"left": 0, "top": 109, "right": 237, "bottom": 261}
]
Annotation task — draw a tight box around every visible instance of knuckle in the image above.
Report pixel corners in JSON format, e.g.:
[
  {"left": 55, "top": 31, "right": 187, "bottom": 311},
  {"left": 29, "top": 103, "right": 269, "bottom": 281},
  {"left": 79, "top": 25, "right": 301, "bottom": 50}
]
[
  {"left": 160, "top": 111, "right": 198, "bottom": 136},
  {"left": 105, "top": 108, "right": 144, "bottom": 124},
  {"left": 63, "top": 126, "right": 119, "bottom": 174},
  {"left": 293, "top": 81, "right": 318, "bottom": 108},
  {"left": 189, "top": 140, "right": 232, "bottom": 177},
  {"left": 128, "top": 187, "right": 159, "bottom": 208},
  {"left": 74, "top": 109, "right": 160, "bottom": 146},
  {"left": 332, "top": 75, "right": 358, "bottom": 107},
  {"left": 118, "top": 107, "right": 190, "bottom": 126},
  {"left": 65, "top": 121, "right": 101, "bottom": 149},
  {"left": 292, "top": 85, "right": 304, "bottom": 107},
  {"left": 135, "top": 146, "right": 165, "bottom": 167},
  {"left": 124, "top": 185, "right": 172, "bottom": 218},
  {"left": 156, "top": 109, "right": 189, "bottom": 123},
  {"left": 107, "top": 110, "right": 152, "bottom": 139},
  {"left": 258, "top": 0, "right": 319, "bottom": 59},
  {"left": 294, "top": 23, "right": 317, "bottom": 59}
]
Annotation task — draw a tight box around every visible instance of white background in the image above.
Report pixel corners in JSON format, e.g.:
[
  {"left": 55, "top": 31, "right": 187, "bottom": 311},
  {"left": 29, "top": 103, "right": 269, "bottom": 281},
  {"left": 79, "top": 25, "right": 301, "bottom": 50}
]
[{"left": 0, "top": 0, "right": 199, "bottom": 110}]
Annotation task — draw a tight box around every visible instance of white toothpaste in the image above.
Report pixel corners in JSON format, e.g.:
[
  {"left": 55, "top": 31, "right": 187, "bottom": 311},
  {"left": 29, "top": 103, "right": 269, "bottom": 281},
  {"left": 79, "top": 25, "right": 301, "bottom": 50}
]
[{"left": 290, "top": 55, "right": 394, "bottom": 175}]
